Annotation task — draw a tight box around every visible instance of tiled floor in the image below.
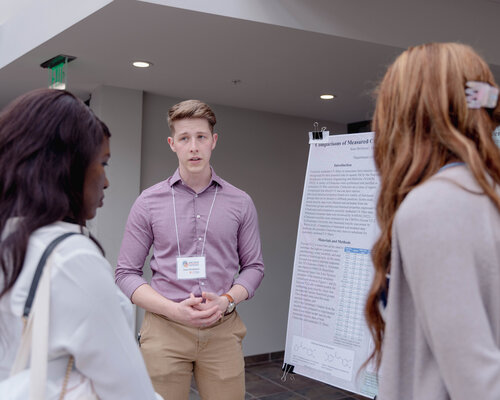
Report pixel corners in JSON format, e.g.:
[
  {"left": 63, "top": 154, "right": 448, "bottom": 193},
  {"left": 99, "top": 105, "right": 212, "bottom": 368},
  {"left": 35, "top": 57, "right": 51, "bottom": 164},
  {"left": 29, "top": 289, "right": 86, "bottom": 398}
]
[{"left": 189, "top": 356, "right": 370, "bottom": 400}]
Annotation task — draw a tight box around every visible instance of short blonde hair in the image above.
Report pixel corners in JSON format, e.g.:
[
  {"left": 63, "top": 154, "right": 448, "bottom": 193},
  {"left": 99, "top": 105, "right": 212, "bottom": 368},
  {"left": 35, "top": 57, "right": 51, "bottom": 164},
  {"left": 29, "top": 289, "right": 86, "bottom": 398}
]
[{"left": 167, "top": 99, "right": 216, "bottom": 134}]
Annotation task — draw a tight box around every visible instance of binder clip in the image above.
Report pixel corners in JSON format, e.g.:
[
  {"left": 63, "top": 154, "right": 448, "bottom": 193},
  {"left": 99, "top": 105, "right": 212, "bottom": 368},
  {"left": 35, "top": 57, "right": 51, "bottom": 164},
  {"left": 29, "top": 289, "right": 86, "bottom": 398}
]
[
  {"left": 281, "top": 363, "right": 295, "bottom": 382},
  {"left": 309, "top": 122, "right": 329, "bottom": 143},
  {"left": 311, "top": 121, "right": 329, "bottom": 140},
  {"left": 312, "top": 122, "right": 323, "bottom": 140}
]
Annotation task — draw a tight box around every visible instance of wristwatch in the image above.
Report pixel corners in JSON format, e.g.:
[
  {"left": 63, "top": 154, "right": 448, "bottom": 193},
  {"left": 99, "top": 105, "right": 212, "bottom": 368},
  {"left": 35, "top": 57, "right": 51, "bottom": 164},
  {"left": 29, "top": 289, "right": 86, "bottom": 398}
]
[{"left": 222, "top": 293, "right": 236, "bottom": 315}]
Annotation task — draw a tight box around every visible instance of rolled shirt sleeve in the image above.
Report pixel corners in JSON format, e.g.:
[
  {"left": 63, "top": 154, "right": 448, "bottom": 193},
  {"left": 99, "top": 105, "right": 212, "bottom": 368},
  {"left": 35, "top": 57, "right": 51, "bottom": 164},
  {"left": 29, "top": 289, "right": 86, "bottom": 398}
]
[
  {"left": 115, "top": 195, "right": 153, "bottom": 299},
  {"left": 233, "top": 194, "right": 264, "bottom": 299}
]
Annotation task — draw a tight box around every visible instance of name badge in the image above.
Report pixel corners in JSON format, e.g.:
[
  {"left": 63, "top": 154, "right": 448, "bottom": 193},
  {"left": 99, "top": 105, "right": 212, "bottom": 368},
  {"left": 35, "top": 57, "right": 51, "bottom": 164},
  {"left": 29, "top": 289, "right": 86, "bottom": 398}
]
[{"left": 177, "top": 256, "right": 206, "bottom": 280}]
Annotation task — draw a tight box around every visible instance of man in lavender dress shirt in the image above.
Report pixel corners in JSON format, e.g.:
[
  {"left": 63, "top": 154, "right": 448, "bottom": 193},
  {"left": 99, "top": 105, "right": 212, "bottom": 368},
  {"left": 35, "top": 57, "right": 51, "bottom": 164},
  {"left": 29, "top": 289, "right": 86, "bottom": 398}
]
[{"left": 115, "top": 99, "right": 265, "bottom": 400}]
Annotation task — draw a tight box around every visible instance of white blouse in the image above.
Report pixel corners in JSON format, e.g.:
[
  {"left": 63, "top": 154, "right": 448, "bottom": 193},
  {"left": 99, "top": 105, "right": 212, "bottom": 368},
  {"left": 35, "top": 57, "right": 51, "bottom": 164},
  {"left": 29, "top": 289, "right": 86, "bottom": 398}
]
[{"left": 0, "top": 221, "right": 158, "bottom": 399}]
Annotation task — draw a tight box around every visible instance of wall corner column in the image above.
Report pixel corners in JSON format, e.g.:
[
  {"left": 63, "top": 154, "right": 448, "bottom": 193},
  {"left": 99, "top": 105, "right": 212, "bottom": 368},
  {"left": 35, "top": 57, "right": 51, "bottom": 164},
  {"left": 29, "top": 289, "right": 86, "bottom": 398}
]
[{"left": 89, "top": 85, "right": 144, "bottom": 269}]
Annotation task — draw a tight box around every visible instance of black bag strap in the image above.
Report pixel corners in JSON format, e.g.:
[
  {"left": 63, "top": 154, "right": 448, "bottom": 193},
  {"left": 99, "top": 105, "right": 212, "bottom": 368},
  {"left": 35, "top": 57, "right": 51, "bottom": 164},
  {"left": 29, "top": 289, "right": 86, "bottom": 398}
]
[{"left": 23, "top": 232, "right": 79, "bottom": 318}]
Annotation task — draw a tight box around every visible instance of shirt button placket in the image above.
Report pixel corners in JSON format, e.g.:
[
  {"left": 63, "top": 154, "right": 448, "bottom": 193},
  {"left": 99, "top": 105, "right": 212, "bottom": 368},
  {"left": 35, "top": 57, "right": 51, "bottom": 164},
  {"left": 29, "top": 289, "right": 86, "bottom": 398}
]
[
  {"left": 194, "top": 194, "right": 204, "bottom": 295},
  {"left": 194, "top": 193, "right": 201, "bottom": 254}
]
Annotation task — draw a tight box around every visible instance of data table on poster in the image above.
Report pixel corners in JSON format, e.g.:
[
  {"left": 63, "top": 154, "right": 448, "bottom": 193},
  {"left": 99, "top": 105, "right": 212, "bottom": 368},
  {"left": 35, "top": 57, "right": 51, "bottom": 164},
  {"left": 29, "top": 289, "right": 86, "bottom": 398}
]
[
  {"left": 283, "top": 132, "right": 379, "bottom": 399},
  {"left": 335, "top": 247, "right": 372, "bottom": 347}
]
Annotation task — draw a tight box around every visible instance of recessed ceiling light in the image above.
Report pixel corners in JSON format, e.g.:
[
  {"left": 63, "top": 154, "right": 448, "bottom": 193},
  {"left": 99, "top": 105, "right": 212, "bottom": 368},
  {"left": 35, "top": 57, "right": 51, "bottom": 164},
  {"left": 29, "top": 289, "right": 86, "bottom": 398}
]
[
  {"left": 320, "top": 94, "right": 335, "bottom": 100},
  {"left": 132, "top": 61, "right": 152, "bottom": 68}
]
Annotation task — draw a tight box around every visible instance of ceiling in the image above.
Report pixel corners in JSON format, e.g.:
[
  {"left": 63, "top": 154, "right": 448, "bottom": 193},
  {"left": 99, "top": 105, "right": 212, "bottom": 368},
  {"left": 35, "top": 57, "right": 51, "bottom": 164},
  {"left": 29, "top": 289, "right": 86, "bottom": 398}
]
[{"left": 0, "top": 0, "right": 499, "bottom": 125}]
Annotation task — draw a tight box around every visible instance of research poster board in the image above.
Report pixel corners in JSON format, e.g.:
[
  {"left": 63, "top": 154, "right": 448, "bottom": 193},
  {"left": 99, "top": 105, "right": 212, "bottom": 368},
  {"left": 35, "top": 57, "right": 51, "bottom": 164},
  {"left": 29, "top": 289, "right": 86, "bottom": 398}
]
[{"left": 283, "top": 131, "right": 379, "bottom": 398}]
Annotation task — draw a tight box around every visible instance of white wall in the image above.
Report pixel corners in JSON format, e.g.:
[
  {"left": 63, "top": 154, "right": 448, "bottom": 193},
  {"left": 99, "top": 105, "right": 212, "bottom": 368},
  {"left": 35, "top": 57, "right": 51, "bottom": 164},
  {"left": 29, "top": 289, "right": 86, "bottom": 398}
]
[
  {"left": 89, "top": 85, "right": 144, "bottom": 268},
  {"left": 0, "top": 0, "right": 112, "bottom": 69},
  {"left": 141, "top": 0, "right": 500, "bottom": 65},
  {"left": 141, "top": 92, "right": 345, "bottom": 355}
]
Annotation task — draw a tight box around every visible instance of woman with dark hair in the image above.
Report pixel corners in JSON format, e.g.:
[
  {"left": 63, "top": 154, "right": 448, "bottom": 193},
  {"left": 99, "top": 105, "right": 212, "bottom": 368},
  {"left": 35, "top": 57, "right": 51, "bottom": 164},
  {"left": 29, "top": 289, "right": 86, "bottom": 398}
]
[
  {"left": 365, "top": 43, "right": 500, "bottom": 400},
  {"left": 0, "top": 89, "right": 159, "bottom": 399}
]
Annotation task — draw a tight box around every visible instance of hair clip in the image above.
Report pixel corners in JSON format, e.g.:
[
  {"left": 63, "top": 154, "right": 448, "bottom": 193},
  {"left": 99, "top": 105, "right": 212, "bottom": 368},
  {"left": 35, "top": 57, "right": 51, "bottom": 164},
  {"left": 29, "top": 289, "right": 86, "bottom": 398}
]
[{"left": 465, "top": 81, "right": 499, "bottom": 109}]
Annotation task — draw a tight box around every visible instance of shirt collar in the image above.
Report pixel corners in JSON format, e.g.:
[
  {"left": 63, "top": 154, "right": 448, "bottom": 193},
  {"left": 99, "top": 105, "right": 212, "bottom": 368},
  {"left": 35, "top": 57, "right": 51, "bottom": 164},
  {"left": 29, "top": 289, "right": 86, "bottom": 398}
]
[{"left": 169, "top": 167, "right": 224, "bottom": 189}]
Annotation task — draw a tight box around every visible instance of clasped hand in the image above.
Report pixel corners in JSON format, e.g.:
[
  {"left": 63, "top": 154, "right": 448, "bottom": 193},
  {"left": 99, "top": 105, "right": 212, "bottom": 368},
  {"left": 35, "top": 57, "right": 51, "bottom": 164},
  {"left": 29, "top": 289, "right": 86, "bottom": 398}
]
[{"left": 172, "top": 292, "right": 227, "bottom": 328}]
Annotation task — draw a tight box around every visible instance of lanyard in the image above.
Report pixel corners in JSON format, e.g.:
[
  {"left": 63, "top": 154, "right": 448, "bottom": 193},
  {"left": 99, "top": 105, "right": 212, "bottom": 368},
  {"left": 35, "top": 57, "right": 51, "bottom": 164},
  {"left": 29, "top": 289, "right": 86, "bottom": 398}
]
[{"left": 171, "top": 184, "right": 218, "bottom": 257}]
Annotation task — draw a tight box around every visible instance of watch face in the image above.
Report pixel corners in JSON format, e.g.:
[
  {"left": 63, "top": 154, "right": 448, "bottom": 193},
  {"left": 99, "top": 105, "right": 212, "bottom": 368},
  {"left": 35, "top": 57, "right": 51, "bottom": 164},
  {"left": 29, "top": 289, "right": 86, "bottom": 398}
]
[{"left": 227, "top": 301, "right": 236, "bottom": 313}]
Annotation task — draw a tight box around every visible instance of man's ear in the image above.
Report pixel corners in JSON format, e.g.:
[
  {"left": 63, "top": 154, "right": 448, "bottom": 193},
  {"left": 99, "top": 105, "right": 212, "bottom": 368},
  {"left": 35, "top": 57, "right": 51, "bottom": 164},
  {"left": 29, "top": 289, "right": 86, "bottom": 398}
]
[
  {"left": 167, "top": 136, "right": 176, "bottom": 152},
  {"left": 211, "top": 133, "right": 218, "bottom": 150}
]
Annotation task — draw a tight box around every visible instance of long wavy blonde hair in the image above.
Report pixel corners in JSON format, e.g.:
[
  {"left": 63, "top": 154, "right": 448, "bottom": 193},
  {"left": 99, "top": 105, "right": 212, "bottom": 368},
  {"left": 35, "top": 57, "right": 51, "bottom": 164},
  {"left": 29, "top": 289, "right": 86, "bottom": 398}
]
[{"left": 365, "top": 42, "right": 500, "bottom": 368}]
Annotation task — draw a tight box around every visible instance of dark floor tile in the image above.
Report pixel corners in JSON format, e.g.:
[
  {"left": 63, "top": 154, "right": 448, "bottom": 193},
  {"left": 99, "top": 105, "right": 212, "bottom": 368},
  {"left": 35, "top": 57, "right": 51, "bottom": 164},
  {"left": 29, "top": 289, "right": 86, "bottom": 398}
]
[
  {"left": 248, "top": 361, "right": 375, "bottom": 399},
  {"left": 258, "top": 392, "right": 308, "bottom": 400},
  {"left": 246, "top": 362, "right": 283, "bottom": 380},
  {"left": 245, "top": 370, "right": 289, "bottom": 398},
  {"left": 246, "top": 362, "right": 319, "bottom": 391},
  {"left": 184, "top": 357, "right": 375, "bottom": 400},
  {"left": 296, "top": 385, "right": 356, "bottom": 400}
]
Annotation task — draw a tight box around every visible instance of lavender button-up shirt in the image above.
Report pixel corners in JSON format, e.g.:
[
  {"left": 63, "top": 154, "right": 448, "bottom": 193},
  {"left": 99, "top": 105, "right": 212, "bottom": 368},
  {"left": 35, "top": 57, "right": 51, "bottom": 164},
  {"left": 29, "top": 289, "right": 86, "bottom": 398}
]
[{"left": 115, "top": 169, "right": 264, "bottom": 303}]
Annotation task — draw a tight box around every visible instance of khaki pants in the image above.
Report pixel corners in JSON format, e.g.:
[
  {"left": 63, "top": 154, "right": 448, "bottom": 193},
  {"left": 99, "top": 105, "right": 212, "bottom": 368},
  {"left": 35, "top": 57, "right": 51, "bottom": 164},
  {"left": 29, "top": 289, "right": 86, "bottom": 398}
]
[{"left": 139, "top": 310, "right": 247, "bottom": 400}]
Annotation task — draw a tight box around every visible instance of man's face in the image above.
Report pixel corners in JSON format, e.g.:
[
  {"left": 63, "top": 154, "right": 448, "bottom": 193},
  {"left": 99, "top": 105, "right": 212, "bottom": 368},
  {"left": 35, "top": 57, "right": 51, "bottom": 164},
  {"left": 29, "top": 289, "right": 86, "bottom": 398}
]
[{"left": 167, "top": 118, "right": 218, "bottom": 178}]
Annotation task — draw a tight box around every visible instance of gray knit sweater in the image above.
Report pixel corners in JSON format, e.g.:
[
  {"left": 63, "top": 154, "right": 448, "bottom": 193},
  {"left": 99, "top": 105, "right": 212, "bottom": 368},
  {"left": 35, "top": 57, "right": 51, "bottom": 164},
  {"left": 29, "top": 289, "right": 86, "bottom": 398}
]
[{"left": 378, "top": 165, "right": 500, "bottom": 400}]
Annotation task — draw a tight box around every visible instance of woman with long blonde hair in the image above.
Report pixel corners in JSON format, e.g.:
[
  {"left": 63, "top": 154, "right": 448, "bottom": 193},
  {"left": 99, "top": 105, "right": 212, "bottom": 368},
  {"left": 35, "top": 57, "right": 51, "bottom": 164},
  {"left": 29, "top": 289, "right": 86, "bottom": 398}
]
[{"left": 365, "top": 43, "right": 500, "bottom": 399}]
